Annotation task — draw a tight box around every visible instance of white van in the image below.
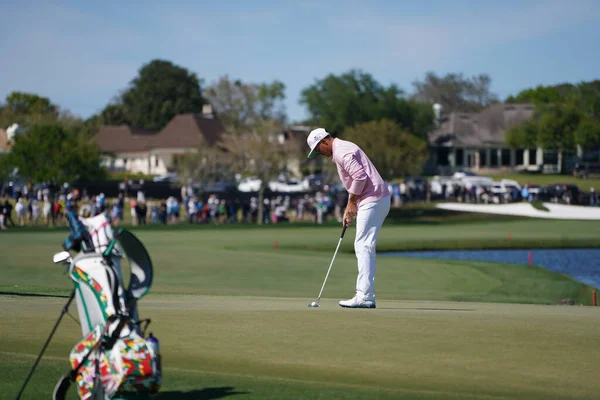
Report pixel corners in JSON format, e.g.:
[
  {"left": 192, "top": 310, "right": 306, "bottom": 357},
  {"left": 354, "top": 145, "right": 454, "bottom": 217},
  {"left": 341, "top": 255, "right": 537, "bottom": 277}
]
[{"left": 491, "top": 179, "right": 522, "bottom": 203}]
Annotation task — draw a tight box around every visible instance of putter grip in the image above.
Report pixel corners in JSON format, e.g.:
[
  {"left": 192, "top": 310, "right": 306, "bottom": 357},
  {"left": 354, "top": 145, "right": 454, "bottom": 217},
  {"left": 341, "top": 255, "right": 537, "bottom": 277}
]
[{"left": 341, "top": 224, "right": 347, "bottom": 239}]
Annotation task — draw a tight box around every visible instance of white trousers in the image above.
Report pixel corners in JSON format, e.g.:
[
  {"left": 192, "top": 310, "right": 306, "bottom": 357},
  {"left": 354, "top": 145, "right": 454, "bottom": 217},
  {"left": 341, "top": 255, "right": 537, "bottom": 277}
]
[{"left": 354, "top": 195, "right": 391, "bottom": 300}]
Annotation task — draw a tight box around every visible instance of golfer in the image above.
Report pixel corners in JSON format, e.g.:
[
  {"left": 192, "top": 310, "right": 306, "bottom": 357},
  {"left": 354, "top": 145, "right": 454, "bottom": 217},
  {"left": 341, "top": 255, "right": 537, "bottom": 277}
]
[{"left": 307, "top": 128, "right": 391, "bottom": 308}]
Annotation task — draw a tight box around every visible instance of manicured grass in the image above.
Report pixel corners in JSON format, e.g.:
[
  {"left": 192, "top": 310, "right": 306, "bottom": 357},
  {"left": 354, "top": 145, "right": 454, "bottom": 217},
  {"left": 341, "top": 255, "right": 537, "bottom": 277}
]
[
  {"left": 1, "top": 219, "right": 599, "bottom": 304},
  {"left": 2, "top": 297, "right": 600, "bottom": 400},
  {"left": 2, "top": 218, "right": 600, "bottom": 399}
]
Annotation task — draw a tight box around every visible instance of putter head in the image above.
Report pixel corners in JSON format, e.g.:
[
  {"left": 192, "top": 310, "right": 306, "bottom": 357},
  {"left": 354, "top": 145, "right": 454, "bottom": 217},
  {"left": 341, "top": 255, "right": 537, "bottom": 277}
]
[{"left": 308, "top": 301, "right": 321, "bottom": 308}]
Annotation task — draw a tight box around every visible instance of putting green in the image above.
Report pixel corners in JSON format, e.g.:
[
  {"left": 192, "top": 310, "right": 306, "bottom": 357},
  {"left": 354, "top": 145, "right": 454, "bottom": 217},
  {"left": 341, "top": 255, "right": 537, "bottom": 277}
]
[{"left": 2, "top": 296, "right": 599, "bottom": 400}]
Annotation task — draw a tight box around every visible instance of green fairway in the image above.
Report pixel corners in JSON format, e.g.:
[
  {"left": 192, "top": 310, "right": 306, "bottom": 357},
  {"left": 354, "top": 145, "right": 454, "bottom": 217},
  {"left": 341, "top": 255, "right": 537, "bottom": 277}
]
[
  {"left": 1, "top": 220, "right": 599, "bottom": 304},
  {"left": 2, "top": 218, "right": 600, "bottom": 399},
  {"left": 2, "top": 296, "right": 600, "bottom": 400}
]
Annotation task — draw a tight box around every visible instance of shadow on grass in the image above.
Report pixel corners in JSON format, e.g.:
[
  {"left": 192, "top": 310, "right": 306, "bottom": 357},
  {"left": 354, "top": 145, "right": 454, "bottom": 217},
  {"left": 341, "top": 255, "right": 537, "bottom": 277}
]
[
  {"left": 0, "top": 291, "right": 69, "bottom": 299},
  {"left": 377, "top": 307, "right": 476, "bottom": 312},
  {"left": 155, "top": 386, "right": 249, "bottom": 400}
]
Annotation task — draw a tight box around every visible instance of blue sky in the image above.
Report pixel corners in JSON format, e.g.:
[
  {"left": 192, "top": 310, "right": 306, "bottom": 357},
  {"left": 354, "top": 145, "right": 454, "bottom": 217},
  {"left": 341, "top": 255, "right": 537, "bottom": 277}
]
[{"left": 1, "top": 0, "right": 599, "bottom": 123}]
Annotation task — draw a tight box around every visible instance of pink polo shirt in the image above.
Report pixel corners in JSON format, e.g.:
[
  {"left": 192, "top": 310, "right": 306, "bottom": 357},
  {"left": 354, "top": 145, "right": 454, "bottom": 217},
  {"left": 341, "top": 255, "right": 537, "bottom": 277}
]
[{"left": 332, "top": 138, "right": 390, "bottom": 207}]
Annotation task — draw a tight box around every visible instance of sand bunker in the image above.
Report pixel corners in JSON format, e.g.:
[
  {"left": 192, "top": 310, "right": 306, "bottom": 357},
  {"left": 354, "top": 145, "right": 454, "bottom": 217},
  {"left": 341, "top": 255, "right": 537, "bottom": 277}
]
[{"left": 436, "top": 202, "right": 600, "bottom": 220}]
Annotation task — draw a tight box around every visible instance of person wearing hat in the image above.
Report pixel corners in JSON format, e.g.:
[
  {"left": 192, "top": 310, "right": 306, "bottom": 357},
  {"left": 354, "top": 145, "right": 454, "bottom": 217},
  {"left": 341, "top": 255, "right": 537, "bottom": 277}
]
[{"left": 307, "top": 128, "right": 391, "bottom": 308}]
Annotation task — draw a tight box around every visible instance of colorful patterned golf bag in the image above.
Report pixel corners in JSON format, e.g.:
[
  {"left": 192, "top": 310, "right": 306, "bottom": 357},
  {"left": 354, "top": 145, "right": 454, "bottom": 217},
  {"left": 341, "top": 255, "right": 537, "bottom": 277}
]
[{"left": 53, "top": 212, "right": 162, "bottom": 400}]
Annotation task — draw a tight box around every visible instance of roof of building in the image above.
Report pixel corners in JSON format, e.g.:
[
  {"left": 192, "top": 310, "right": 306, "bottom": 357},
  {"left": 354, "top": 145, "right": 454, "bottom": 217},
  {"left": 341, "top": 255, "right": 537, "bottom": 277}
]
[
  {"left": 93, "top": 126, "right": 157, "bottom": 153},
  {"left": 151, "top": 113, "right": 225, "bottom": 149},
  {"left": 93, "top": 113, "right": 226, "bottom": 153},
  {"left": 429, "top": 103, "right": 535, "bottom": 147}
]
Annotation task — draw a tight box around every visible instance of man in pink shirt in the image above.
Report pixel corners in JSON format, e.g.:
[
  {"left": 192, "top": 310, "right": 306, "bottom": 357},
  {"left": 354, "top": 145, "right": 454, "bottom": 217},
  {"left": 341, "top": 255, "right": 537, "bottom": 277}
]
[{"left": 307, "top": 128, "right": 391, "bottom": 308}]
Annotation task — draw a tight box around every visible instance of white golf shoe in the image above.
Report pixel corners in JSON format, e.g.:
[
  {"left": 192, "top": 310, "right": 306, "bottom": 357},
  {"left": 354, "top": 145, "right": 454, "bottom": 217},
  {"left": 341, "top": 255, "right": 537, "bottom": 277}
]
[{"left": 339, "top": 295, "right": 376, "bottom": 309}]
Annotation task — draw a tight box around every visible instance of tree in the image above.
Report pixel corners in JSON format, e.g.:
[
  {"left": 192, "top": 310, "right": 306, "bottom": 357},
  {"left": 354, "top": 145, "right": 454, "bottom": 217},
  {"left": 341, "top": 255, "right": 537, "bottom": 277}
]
[
  {"left": 218, "top": 121, "right": 289, "bottom": 224},
  {"left": 299, "top": 70, "right": 433, "bottom": 139},
  {"left": 536, "top": 105, "right": 579, "bottom": 153},
  {"left": 206, "top": 77, "right": 290, "bottom": 224},
  {"left": 411, "top": 72, "right": 499, "bottom": 113},
  {"left": 506, "top": 81, "right": 600, "bottom": 156},
  {"left": 176, "top": 145, "right": 231, "bottom": 196},
  {"left": 0, "top": 92, "right": 60, "bottom": 129},
  {"left": 505, "top": 104, "right": 591, "bottom": 171},
  {"left": 0, "top": 92, "right": 103, "bottom": 142},
  {"left": 505, "top": 85, "right": 563, "bottom": 105},
  {"left": 0, "top": 153, "right": 11, "bottom": 181},
  {"left": 4, "top": 124, "right": 105, "bottom": 184},
  {"left": 341, "top": 119, "right": 429, "bottom": 180},
  {"left": 4, "top": 92, "right": 58, "bottom": 116},
  {"left": 205, "top": 76, "right": 286, "bottom": 134},
  {"left": 569, "top": 81, "right": 600, "bottom": 121},
  {"left": 101, "top": 103, "right": 130, "bottom": 126},
  {"left": 575, "top": 117, "right": 600, "bottom": 151},
  {"left": 505, "top": 119, "right": 538, "bottom": 149},
  {"left": 102, "top": 59, "right": 207, "bottom": 130}
]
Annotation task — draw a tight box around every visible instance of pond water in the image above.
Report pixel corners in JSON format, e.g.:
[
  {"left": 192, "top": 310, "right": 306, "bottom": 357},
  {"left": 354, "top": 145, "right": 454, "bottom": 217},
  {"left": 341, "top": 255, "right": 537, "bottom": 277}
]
[{"left": 382, "top": 249, "right": 600, "bottom": 289}]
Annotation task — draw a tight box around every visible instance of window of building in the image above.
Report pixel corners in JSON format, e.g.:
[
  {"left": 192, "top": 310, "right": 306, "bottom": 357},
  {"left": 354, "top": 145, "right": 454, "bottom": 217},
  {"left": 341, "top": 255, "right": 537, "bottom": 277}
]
[
  {"left": 516, "top": 149, "right": 524, "bottom": 165},
  {"left": 529, "top": 149, "right": 537, "bottom": 164},
  {"left": 501, "top": 149, "right": 511, "bottom": 166},
  {"left": 437, "top": 148, "right": 450, "bottom": 166},
  {"left": 543, "top": 151, "right": 558, "bottom": 164},
  {"left": 490, "top": 149, "right": 498, "bottom": 166},
  {"left": 455, "top": 149, "right": 464, "bottom": 166},
  {"left": 479, "top": 149, "right": 487, "bottom": 167}
]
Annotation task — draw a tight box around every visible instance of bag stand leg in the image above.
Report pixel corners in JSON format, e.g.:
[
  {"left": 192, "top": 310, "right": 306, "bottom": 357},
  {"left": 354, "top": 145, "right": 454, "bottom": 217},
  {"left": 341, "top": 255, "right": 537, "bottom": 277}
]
[{"left": 15, "top": 290, "right": 76, "bottom": 400}]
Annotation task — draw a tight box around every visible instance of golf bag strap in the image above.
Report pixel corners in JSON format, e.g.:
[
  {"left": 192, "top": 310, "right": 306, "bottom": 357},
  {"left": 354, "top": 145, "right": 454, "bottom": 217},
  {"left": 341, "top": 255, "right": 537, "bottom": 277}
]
[
  {"left": 100, "top": 229, "right": 127, "bottom": 315},
  {"left": 103, "top": 260, "right": 124, "bottom": 315},
  {"left": 102, "top": 228, "right": 122, "bottom": 258},
  {"left": 104, "top": 313, "right": 129, "bottom": 351}
]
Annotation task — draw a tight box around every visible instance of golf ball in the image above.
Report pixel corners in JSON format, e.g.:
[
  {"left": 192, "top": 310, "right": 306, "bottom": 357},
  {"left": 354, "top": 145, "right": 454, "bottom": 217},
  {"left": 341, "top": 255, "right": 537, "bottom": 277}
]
[{"left": 310, "top": 302, "right": 318, "bottom": 307}]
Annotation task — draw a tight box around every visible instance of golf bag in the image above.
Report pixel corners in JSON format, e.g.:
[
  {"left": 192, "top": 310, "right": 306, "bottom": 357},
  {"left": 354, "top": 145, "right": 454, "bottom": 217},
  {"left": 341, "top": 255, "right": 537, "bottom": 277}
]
[{"left": 52, "top": 212, "right": 162, "bottom": 400}]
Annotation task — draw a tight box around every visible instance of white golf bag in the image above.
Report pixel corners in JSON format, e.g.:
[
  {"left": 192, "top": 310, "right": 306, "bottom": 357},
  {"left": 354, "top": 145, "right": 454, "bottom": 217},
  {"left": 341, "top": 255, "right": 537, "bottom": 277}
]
[{"left": 52, "top": 212, "right": 161, "bottom": 400}]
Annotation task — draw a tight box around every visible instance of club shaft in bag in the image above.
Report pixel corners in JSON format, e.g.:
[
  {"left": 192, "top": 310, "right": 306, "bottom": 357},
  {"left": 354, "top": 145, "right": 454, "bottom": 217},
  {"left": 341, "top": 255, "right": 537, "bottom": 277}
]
[
  {"left": 15, "top": 289, "right": 76, "bottom": 400},
  {"left": 315, "top": 224, "right": 347, "bottom": 302}
]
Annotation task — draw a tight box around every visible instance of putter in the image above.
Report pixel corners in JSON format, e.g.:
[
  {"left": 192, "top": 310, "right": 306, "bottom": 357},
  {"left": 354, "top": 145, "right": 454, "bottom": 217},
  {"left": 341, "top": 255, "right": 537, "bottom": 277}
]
[{"left": 308, "top": 223, "right": 347, "bottom": 308}]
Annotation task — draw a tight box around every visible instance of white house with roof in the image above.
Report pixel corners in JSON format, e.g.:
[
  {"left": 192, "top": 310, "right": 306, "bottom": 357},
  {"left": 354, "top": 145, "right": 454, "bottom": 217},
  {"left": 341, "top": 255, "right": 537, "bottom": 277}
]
[{"left": 425, "top": 103, "right": 564, "bottom": 174}]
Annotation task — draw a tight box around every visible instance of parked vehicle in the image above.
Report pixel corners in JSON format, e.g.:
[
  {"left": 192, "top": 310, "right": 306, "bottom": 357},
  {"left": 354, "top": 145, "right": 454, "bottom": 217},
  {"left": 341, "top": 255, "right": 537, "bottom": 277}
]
[
  {"left": 573, "top": 163, "right": 600, "bottom": 179},
  {"left": 538, "top": 184, "right": 583, "bottom": 204},
  {"left": 490, "top": 180, "right": 522, "bottom": 203},
  {"left": 305, "top": 173, "right": 329, "bottom": 191},
  {"left": 269, "top": 178, "right": 309, "bottom": 193},
  {"left": 238, "top": 176, "right": 310, "bottom": 193},
  {"left": 152, "top": 173, "right": 178, "bottom": 183},
  {"left": 202, "top": 181, "right": 238, "bottom": 193},
  {"left": 461, "top": 176, "right": 494, "bottom": 188},
  {"left": 523, "top": 184, "right": 541, "bottom": 195},
  {"left": 237, "top": 177, "right": 262, "bottom": 192}
]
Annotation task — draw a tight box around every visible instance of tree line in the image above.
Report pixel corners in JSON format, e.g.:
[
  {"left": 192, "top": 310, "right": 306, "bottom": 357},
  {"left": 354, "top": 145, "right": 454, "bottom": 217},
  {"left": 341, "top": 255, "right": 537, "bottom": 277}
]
[
  {"left": 505, "top": 81, "right": 600, "bottom": 154},
  {"left": 1, "top": 58, "right": 599, "bottom": 195}
]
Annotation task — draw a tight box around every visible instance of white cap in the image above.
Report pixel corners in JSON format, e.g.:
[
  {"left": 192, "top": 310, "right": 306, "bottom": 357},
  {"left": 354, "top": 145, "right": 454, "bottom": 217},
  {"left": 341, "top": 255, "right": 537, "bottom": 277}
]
[{"left": 306, "top": 128, "right": 330, "bottom": 159}]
